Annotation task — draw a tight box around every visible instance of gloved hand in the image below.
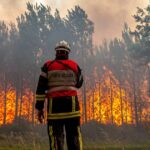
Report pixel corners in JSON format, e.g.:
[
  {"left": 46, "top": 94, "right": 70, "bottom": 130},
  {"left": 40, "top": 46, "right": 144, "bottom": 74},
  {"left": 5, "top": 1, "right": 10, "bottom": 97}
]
[{"left": 37, "top": 110, "right": 44, "bottom": 124}]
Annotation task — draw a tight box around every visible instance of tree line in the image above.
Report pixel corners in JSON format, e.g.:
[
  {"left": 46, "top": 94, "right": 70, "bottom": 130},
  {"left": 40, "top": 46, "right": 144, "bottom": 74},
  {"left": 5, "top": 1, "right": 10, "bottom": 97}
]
[{"left": 0, "top": 2, "right": 149, "bottom": 126}]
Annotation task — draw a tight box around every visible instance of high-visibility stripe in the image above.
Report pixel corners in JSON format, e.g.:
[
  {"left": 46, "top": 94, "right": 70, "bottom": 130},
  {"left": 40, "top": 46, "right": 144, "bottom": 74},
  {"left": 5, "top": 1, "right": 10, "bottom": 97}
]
[
  {"left": 47, "top": 114, "right": 81, "bottom": 120},
  {"left": 78, "top": 126, "right": 83, "bottom": 150},
  {"left": 49, "top": 126, "right": 55, "bottom": 150},
  {"left": 48, "top": 86, "right": 77, "bottom": 93},
  {"left": 47, "top": 111, "right": 80, "bottom": 120},
  {"left": 36, "top": 94, "right": 45, "bottom": 98},
  {"left": 36, "top": 94, "right": 45, "bottom": 101},
  {"left": 49, "top": 98, "right": 52, "bottom": 114},
  {"left": 72, "top": 96, "right": 75, "bottom": 112},
  {"left": 48, "top": 111, "right": 80, "bottom": 116},
  {"left": 36, "top": 98, "right": 45, "bottom": 101}
]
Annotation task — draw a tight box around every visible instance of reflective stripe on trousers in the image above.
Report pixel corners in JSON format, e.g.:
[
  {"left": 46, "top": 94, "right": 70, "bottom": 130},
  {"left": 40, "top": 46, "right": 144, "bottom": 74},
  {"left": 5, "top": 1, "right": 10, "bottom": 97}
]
[
  {"left": 47, "top": 117, "right": 83, "bottom": 150},
  {"left": 48, "top": 126, "right": 56, "bottom": 150},
  {"left": 47, "top": 96, "right": 80, "bottom": 120}
]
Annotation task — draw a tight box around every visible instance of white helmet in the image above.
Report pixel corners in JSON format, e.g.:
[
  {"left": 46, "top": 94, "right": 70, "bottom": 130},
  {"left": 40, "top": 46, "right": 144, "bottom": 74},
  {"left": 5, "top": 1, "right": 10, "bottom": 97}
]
[{"left": 55, "top": 40, "right": 71, "bottom": 53}]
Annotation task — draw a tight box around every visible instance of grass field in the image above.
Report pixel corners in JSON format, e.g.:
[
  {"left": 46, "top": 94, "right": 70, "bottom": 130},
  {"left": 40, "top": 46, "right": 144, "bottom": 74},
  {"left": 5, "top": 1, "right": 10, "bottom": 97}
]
[
  {"left": 0, "top": 146, "right": 150, "bottom": 150},
  {"left": 0, "top": 121, "right": 150, "bottom": 150},
  {"left": 0, "top": 143, "right": 150, "bottom": 150},
  {"left": 0, "top": 135, "right": 150, "bottom": 150}
]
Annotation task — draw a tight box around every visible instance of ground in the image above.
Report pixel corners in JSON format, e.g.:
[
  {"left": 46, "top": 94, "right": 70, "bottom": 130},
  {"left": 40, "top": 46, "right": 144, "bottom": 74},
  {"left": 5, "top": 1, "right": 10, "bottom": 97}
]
[{"left": 0, "top": 120, "right": 150, "bottom": 150}]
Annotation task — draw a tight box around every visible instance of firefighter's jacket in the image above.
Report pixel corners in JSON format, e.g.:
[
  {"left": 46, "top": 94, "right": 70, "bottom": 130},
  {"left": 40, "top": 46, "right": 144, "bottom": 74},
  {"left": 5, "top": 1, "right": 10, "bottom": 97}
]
[{"left": 35, "top": 59, "right": 83, "bottom": 120}]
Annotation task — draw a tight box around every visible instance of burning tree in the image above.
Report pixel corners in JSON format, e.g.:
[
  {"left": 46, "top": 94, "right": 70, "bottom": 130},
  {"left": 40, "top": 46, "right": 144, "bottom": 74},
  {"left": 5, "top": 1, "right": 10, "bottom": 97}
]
[{"left": 0, "top": 3, "right": 149, "bottom": 128}]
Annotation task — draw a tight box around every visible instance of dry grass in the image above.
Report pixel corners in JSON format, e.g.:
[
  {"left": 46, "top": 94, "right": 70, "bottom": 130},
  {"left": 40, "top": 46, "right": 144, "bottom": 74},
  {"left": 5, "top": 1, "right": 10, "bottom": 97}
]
[
  {"left": 0, "top": 121, "right": 150, "bottom": 150},
  {"left": 0, "top": 135, "right": 150, "bottom": 150},
  {"left": 0, "top": 144, "right": 150, "bottom": 150}
]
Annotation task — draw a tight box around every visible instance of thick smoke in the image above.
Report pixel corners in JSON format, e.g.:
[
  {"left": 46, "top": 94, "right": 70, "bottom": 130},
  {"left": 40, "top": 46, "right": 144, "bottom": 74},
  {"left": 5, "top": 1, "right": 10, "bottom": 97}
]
[
  {"left": 0, "top": 0, "right": 148, "bottom": 44},
  {"left": 77, "top": 0, "right": 148, "bottom": 43}
]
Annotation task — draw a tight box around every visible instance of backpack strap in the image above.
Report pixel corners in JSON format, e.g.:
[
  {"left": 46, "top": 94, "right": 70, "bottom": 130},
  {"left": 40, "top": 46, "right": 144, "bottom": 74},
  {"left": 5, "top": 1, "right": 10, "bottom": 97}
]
[
  {"left": 47, "top": 60, "right": 75, "bottom": 73},
  {"left": 56, "top": 60, "right": 75, "bottom": 71}
]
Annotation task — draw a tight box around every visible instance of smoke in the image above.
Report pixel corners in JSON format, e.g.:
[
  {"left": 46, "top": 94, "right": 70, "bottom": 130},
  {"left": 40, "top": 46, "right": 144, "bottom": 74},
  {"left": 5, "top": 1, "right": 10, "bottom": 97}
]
[
  {"left": 75, "top": 0, "right": 148, "bottom": 44},
  {"left": 0, "top": 0, "right": 29, "bottom": 23},
  {"left": 0, "top": 0, "right": 148, "bottom": 44}
]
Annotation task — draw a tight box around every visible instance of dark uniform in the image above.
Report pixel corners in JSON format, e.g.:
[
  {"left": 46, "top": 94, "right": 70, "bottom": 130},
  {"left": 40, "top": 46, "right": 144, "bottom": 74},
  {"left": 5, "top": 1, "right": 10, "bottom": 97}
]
[{"left": 35, "top": 41, "right": 83, "bottom": 150}]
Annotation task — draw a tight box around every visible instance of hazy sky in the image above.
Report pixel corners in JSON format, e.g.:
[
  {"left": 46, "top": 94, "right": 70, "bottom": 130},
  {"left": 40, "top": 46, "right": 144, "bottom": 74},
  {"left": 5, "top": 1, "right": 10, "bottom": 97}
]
[{"left": 0, "top": 0, "right": 149, "bottom": 45}]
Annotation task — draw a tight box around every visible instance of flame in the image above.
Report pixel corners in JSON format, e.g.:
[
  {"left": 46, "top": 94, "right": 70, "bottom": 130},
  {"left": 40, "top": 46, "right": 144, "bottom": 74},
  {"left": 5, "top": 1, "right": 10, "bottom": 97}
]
[
  {"left": 140, "top": 78, "right": 150, "bottom": 121},
  {"left": 79, "top": 67, "right": 133, "bottom": 125},
  {"left": 0, "top": 85, "right": 34, "bottom": 124},
  {"left": 0, "top": 66, "right": 149, "bottom": 126},
  {"left": 0, "top": 88, "right": 4, "bottom": 125}
]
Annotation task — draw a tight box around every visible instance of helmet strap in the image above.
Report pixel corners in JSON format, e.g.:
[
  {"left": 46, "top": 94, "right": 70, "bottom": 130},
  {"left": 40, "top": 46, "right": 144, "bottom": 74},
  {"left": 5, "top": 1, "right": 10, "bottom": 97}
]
[{"left": 55, "top": 53, "right": 68, "bottom": 60}]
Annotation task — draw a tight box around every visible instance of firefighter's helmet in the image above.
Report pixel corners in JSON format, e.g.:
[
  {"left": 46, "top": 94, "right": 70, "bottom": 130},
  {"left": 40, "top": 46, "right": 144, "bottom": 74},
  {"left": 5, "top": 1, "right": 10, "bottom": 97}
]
[{"left": 55, "top": 40, "right": 71, "bottom": 53}]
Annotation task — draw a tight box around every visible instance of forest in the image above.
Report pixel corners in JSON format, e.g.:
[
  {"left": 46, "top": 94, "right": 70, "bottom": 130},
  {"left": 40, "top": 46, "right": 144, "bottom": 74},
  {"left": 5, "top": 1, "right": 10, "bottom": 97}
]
[{"left": 0, "top": 2, "right": 150, "bottom": 150}]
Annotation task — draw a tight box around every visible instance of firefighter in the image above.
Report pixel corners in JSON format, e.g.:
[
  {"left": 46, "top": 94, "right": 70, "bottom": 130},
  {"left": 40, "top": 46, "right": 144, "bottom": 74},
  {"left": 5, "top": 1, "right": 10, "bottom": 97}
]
[{"left": 35, "top": 40, "right": 83, "bottom": 150}]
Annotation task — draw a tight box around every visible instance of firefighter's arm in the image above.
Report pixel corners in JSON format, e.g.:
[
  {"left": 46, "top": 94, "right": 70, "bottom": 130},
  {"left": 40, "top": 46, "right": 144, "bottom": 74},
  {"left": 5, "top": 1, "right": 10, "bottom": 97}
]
[
  {"left": 35, "top": 63, "right": 48, "bottom": 123},
  {"left": 75, "top": 65, "right": 83, "bottom": 88}
]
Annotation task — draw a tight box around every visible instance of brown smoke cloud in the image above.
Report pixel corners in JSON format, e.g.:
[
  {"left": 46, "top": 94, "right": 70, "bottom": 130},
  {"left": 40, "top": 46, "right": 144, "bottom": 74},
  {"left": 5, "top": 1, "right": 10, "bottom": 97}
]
[
  {"left": 76, "top": 0, "right": 148, "bottom": 44},
  {"left": 0, "top": 0, "right": 29, "bottom": 22},
  {"left": 0, "top": 0, "right": 148, "bottom": 45}
]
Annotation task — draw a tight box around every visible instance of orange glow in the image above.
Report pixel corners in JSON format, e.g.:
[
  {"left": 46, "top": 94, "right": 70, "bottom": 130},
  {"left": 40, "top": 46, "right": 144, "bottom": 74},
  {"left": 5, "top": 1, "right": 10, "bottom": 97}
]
[
  {"left": 0, "top": 66, "right": 149, "bottom": 126},
  {"left": 0, "top": 85, "right": 35, "bottom": 125},
  {"left": 79, "top": 67, "right": 133, "bottom": 125},
  {"left": 0, "top": 87, "right": 4, "bottom": 124}
]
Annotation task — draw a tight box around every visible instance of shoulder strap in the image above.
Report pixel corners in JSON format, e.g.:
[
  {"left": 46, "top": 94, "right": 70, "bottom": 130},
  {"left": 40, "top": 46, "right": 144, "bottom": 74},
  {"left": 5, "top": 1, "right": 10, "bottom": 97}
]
[
  {"left": 47, "top": 60, "right": 74, "bottom": 71},
  {"left": 56, "top": 60, "right": 74, "bottom": 71}
]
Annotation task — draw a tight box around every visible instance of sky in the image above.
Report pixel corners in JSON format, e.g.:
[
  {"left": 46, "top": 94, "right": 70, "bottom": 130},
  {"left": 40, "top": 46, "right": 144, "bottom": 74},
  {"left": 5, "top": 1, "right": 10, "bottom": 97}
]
[{"left": 0, "top": 0, "right": 149, "bottom": 45}]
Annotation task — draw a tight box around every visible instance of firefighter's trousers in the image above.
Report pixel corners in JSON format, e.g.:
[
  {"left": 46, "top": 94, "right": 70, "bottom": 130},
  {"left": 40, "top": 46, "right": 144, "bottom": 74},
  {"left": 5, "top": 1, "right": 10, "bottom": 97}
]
[{"left": 47, "top": 117, "right": 82, "bottom": 150}]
